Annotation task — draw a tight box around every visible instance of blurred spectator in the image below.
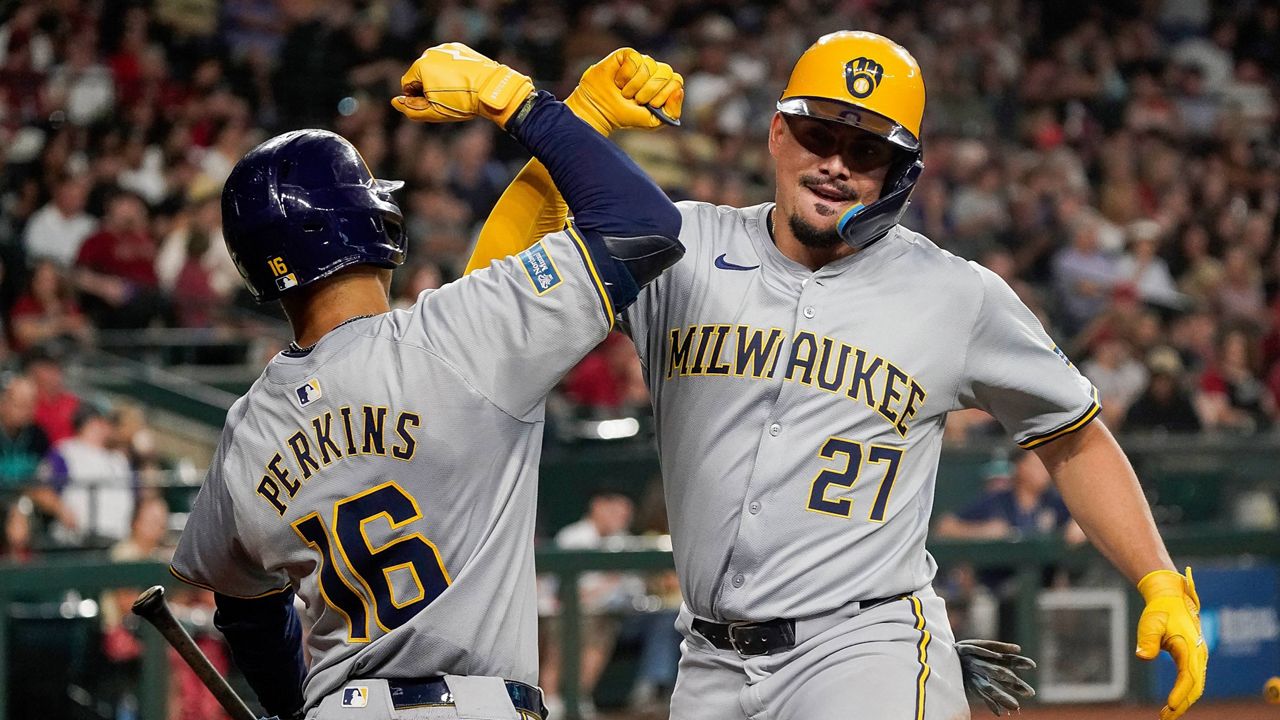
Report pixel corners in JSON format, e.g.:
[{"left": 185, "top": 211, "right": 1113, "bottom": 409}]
[
  {"left": 1216, "top": 245, "right": 1268, "bottom": 329},
  {"left": 935, "top": 451, "right": 1085, "bottom": 639},
  {"left": 29, "top": 400, "right": 136, "bottom": 543},
  {"left": 1197, "top": 326, "right": 1275, "bottom": 432},
  {"left": 1169, "top": 309, "right": 1219, "bottom": 375},
  {"left": 1082, "top": 337, "right": 1149, "bottom": 427},
  {"left": 117, "top": 132, "right": 169, "bottom": 206},
  {"left": 110, "top": 403, "right": 160, "bottom": 478},
  {"left": 9, "top": 258, "right": 92, "bottom": 352},
  {"left": 936, "top": 451, "right": 1086, "bottom": 546},
  {"left": 22, "top": 173, "right": 96, "bottom": 267},
  {"left": 1174, "top": 224, "right": 1223, "bottom": 307},
  {"left": 74, "top": 191, "right": 168, "bottom": 329},
  {"left": 1052, "top": 220, "right": 1118, "bottom": 335},
  {"left": 0, "top": 496, "right": 37, "bottom": 563},
  {"left": 23, "top": 345, "right": 80, "bottom": 443},
  {"left": 563, "top": 333, "right": 649, "bottom": 412},
  {"left": 0, "top": 375, "right": 49, "bottom": 493},
  {"left": 447, "top": 124, "right": 508, "bottom": 223},
  {"left": 1172, "top": 63, "right": 1222, "bottom": 139},
  {"left": 1114, "top": 220, "right": 1183, "bottom": 309},
  {"left": 1125, "top": 346, "right": 1202, "bottom": 433},
  {"left": 541, "top": 490, "right": 644, "bottom": 719},
  {"left": 43, "top": 30, "right": 115, "bottom": 125},
  {"left": 683, "top": 16, "right": 756, "bottom": 135},
  {"left": 102, "top": 496, "right": 173, "bottom": 661},
  {"left": 155, "top": 183, "right": 240, "bottom": 327}
]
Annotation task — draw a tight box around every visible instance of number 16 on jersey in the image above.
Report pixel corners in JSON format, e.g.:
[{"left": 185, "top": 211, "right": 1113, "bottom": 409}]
[{"left": 292, "top": 481, "right": 451, "bottom": 642}]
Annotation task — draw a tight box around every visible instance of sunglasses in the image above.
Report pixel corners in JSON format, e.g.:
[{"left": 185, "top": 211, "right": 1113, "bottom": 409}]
[{"left": 785, "top": 115, "right": 898, "bottom": 172}]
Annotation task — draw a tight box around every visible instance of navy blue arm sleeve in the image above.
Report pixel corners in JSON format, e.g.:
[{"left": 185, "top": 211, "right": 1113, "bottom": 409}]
[
  {"left": 508, "top": 91, "right": 681, "bottom": 240},
  {"left": 214, "top": 591, "right": 306, "bottom": 718},
  {"left": 508, "top": 92, "right": 684, "bottom": 310}
]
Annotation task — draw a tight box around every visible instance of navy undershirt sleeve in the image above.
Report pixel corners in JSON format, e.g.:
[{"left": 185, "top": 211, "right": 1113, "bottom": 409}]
[
  {"left": 214, "top": 590, "right": 306, "bottom": 718},
  {"left": 508, "top": 91, "right": 680, "bottom": 242}
]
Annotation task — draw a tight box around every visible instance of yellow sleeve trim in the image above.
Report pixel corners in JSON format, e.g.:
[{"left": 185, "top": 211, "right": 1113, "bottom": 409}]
[
  {"left": 465, "top": 158, "right": 568, "bottom": 276},
  {"left": 1017, "top": 392, "right": 1102, "bottom": 449},
  {"left": 168, "top": 565, "right": 292, "bottom": 599},
  {"left": 564, "top": 223, "right": 616, "bottom": 331}
]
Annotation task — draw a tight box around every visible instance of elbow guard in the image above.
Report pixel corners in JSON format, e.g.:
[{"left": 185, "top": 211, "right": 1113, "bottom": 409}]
[
  {"left": 603, "top": 232, "right": 685, "bottom": 288},
  {"left": 573, "top": 223, "right": 684, "bottom": 312}
]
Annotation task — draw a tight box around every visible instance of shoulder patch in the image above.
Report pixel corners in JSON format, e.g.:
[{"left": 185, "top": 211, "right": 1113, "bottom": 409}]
[
  {"left": 519, "top": 241, "right": 563, "bottom": 295},
  {"left": 295, "top": 378, "right": 322, "bottom": 407}
]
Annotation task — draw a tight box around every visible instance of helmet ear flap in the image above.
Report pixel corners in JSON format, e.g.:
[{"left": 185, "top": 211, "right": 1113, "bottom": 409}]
[{"left": 837, "top": 149, "right": 923, "bottom": 250}]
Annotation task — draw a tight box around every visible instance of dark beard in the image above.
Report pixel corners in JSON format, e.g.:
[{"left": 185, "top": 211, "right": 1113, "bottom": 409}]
[{"left": 788, "top": 213, "right": 843, "bottom": 249}]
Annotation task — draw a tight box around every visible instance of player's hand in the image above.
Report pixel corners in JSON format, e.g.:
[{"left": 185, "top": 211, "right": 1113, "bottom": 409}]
[
  {"left": 956, "top": 639, "right": 1036, "bottom": 716},
  {"left": 1136, "top": 567, "right": 1208, "bottom": 720},
  {"left": 565, "top": 48, "right": 684, "bottom": 135},
  {"left": 392, "top": 43, "right": 534, "bottom": 128}
]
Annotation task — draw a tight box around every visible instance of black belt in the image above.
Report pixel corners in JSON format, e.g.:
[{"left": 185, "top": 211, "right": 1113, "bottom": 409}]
[
  {"left": 692, "top": 595, "right": 904, "bottom": 657},
  {"left": 387, "top": 677, "right": 545, "bottom": 718}
]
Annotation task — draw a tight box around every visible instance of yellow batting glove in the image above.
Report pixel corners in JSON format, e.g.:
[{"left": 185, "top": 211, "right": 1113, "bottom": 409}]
[
  {"left": 565, "top": 48, "right": 684, "bottom": 135},
  {"left": 392, "top": 42, "right": 534, "bottom": 128},
  {"left": 1136, "top": 567, "right": 1208, "bottom": 720}
]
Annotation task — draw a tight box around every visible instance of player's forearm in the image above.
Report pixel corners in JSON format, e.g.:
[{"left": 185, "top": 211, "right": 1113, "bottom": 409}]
[
  {"left": 214, "top": 591, "right": 306, "bottom": 718},
  {"left": 1034, "top": 421, "right": 1175, "bottom": 584},
  {"left": 506, "top": 91, "right": 680, "bottom": 241},
  {"left": 464, "top": 158, "right": 568, "bottom": 276}
]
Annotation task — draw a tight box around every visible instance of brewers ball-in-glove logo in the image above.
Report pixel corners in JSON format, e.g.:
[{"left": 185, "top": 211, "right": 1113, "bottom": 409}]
[{"left": 845, "top": 57, "right": 884, "bottom": 98}]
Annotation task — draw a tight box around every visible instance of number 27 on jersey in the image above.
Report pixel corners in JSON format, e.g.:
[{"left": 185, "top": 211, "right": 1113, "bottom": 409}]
[{"left": 806, "top": 437, "right": 904, "bottom": 522}]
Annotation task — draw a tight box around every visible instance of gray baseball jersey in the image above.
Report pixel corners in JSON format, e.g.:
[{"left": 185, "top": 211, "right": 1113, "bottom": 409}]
[
  {"left": 623, "top": 201, "right": 1098, "bottom": 622},
  {"left": 171, "top": 230, "right": 615, "bottom": 709}
]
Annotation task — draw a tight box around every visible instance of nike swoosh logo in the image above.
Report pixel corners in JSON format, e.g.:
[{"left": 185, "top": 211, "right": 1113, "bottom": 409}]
[{"left": 714, "top": 253, "right": 759, "bottom": 271}]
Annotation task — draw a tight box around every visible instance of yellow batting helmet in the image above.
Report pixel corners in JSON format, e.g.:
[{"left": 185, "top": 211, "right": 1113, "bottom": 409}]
[
  {"left": 778, "top": 31, "right": 927, "bottom": 249},
  {"left": 778, "top": 30, "right": 925, "bottom": 151}
]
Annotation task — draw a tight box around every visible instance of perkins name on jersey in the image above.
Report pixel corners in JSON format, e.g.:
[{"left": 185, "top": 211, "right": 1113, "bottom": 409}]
[
  {"left": 256, "top": 406, "right": 422, "bottom": 515},
  {"left": 665, "top": 324, "right": 927, "bottom": 438}
]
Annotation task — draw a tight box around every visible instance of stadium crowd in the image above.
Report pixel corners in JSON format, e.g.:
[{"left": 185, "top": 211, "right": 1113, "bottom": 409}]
[
  {"left": 0, "top": 0, "right": 1276, "bottom": 443},
  {"left": 0, "top": 0, "right": 1277, "bottom": 715}
]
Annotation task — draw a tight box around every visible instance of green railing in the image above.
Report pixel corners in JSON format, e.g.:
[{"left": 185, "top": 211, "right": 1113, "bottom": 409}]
[
  {"left": 2, "top": 528, "right": 1277, "bottom": 720},
  {"left": 0, "top": 560, "right": 174, "bottom": 720}
]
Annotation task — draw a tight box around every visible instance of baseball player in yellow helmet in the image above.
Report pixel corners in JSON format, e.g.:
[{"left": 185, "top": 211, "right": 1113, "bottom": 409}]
[
  {"left": 469, "top": 31, "right": 1205, "bottom": 720},
  {"left": 773, "top": 31, "right": 925, "bottom": 251}
]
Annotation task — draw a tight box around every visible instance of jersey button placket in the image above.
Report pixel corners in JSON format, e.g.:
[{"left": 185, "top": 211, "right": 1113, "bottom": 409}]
[
  {"left": 748, "top": 501, "right": 761, "bottom": 515},
  {"left": 731, "top": 573, "right": 745, "bottom": 588},
  {"left": 768, "top": 422, "right": 781, "bottom": 437},
  {"left": 803, "top": 305, "right": 815, "bottom": 319}
]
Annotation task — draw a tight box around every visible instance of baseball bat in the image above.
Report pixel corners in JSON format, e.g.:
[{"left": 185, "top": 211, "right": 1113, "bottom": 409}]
[
  {"left": 132, "top": 585, "right": 258, "bottom": 720},
  {"left": 648, "top": 106, "right": 680, "bottom": 127}
]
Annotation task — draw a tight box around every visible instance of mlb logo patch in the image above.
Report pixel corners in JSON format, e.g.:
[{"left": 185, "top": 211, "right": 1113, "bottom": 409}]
[
  {"left": 340, "top": 686, "right": 368, "bottom": 708},
  {"left": 295, "top": 378, "right": 322, "bottom": 407},
  {"left": 519, "top": 241, "right": 562, "bottom": 295},
  {"left": 275, "top": 273, "right": 299, "bottom": 291}
]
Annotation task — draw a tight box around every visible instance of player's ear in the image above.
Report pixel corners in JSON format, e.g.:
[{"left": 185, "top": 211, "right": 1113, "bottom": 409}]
[{"left": 767, "top": 112, "right": 786, "bottom": 159}]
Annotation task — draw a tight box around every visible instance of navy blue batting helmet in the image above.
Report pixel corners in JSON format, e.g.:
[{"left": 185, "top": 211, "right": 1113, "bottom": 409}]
[{"left": 222, "top": 129, "right": 407, "bottom": 302}]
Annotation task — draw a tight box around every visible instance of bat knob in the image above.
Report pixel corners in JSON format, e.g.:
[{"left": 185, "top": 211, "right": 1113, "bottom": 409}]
[{"left": 132, "top": 585, "right": 167, "bottom": 617}]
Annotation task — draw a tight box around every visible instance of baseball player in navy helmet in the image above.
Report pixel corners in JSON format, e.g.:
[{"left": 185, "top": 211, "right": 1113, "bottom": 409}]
[
  {"left": 469, "top": 32, "right": 1207, "bottom": 720},
  {"left": 169, "top": 44, "right": 684, "bottom": 720}
]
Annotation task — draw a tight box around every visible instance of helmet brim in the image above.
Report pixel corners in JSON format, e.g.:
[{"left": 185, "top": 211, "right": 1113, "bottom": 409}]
[{"left": 777, "top": 97, "right": 920, "bottom": 152}]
